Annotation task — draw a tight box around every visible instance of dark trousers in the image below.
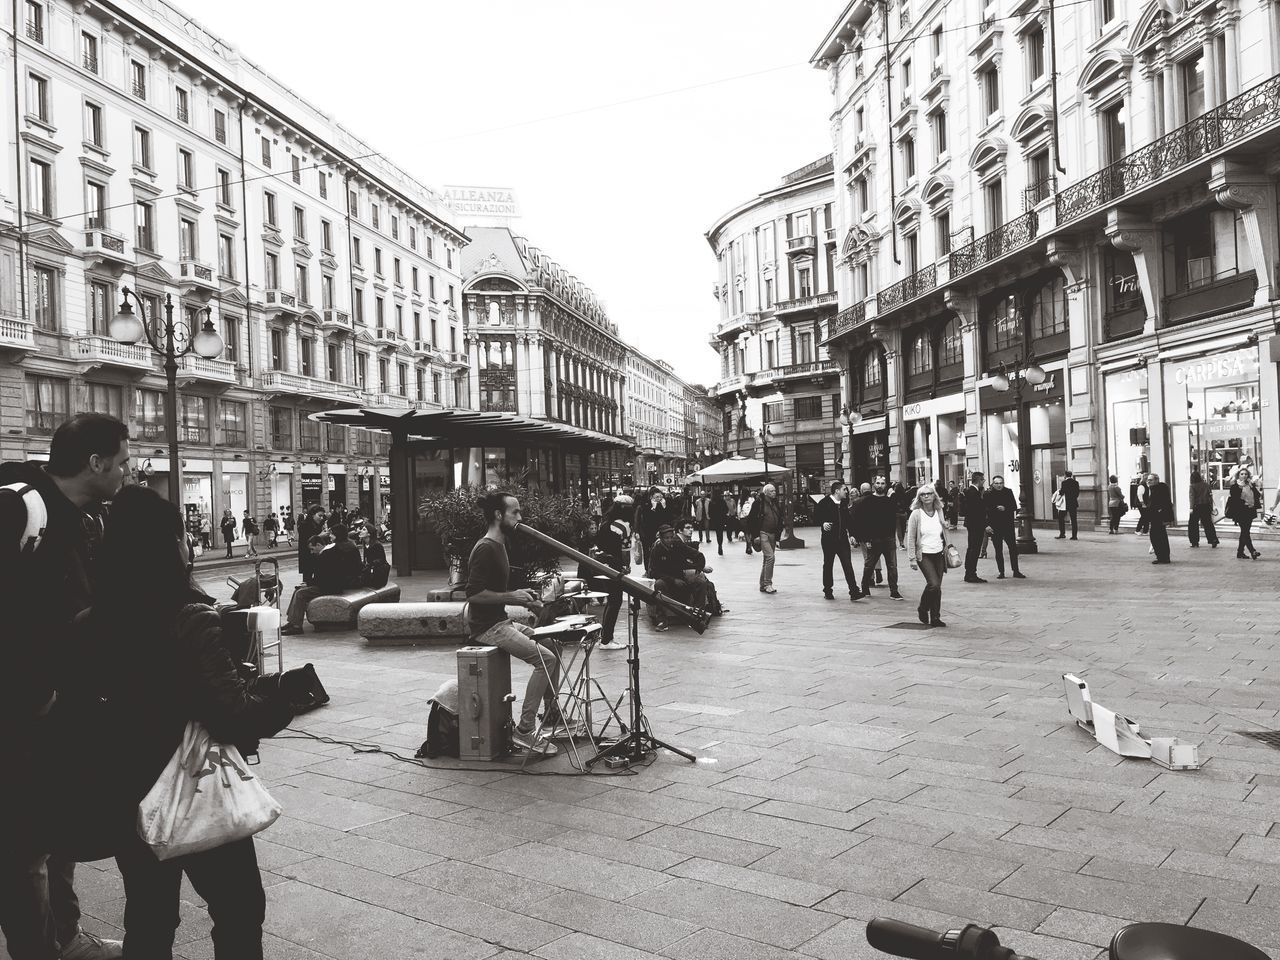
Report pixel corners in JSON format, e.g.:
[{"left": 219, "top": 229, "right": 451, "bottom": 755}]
[
  {"left": 861, "top": 536, "right": 898, "bottom": 591},
  {"left": 917, "top": 551, "right": 945, "bottom": 621},
  {"left": 286, "top": 585, "right": 323, "bottom": 627},
  {"left": 964, "top": 525, "right": 984, "bottom": 576},
  {"left": 1150, "top": 518, "right": 1171, "bottom": 562},
  {"left": 599, "top": 583, "right": 623, "bottom": 641},
  {"left": 1108, "top": 503, "right": 1124, "bottom": 533},
  {"left": 895, "top": 514, "right": 907, "bottom": 546},
  {"left": 1057, "top": 507, "right": 1078, "bottom": 538},
  {"left": 712, "top": 526, "right": 725, "bottom": 551},
  {"left": 1238, "top": 517, "right": 1257, "bottom": 556},
  {"left": 1188, "top": 505, "right": 1218, "bottom": 546},
  {"left": 821, "top": 537, "right": 859, "bottom": 596},
  {"left": 116, "top": 836, "right": 265, "bottom": 960},
  {"left": 223, "top": 538, "right": 234, "bottom": 558},
  {"left": 0, "top": 853, "right": 79, "bottom": 959},
  {"left": 989, "top": 525, "right": 1019, "bottom": 575},
  {"left": 1135, "top": 507, "right": 1151, "bottom": 533}
]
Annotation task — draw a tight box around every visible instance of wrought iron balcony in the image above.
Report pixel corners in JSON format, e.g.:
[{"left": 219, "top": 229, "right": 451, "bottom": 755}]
[
  {"left": 774, "top": 291, "right": 839, "bottom": 319},
  {"left": 878, "top": 263, "right": 938, "bottom": 312},
  {"left": 0, "top": 316, "right": 37, "bottom": 352},
  {"left": 786, "top": 234, "right": 817, "bottom": 257},
  {"left": 82, "top": 53, "right": 97, "bottom": 73},
  {"left": 949, "top": 211, "right": 1038, "bottom": 279},
  {"left": 131, "top": 81, "right": 146, "bottom": 99},
  {"left": 26, "top": 21, "right": 42, "bottom": 42},
  {"left": 176, "top": 105, "right": 188, "bottom": 123},
  {"left": 823, "top": 302, "right": 867, "bottom": 341},
  {"left": 1057, "top": 74, "right": 1280, "bottom": 225},
  {"left": 1023, "top": 175, "right": 1057, "bottom": 211}
]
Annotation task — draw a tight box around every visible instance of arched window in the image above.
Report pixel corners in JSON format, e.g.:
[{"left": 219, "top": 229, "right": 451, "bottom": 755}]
[
  {"left": 940, "top": 316, "right": 963, "bottom": 366},
  {"left": 488, "top": 301, "right": 501, "bottom": 325},
  {"left": 863, "top": 349, "right": 882, "bottom": 387},
  {"left": 987, "top": 295, "right": 1022, "bottom": 351},
  {"left": 907, "top": 331, "right": 933, "bottom": 374},
  {"left": 1030, "top": 274, "right": 1068, "bottom": 338}
]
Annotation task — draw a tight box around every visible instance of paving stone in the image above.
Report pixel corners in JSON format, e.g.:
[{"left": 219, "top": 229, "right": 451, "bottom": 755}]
[
  {"left": 352, "top": 812, "right": 528, "bottom": 860},
  {"left": 534, "top": 932, "right": 662, "bottom": 959},
  {"left": 660, "top": 928, "right": 809, "bottom": 959},
  {"left": 631, "top": 823, "right": 777, "bottom": 866},
  {"left": 475, "top": 841, "right": 671, "bottom": 901},
  {"left": 526, "top": 890, "right": 700, "bottom": 953},
  {"left": 541, "top": 828, "right": 693, "bottom": 871},
  {"left": 992, "top": 867, "right": 1203, "bottom": 924},
  {"left": 1035, "top": 907, "right": 1133, "bottom": 948},
  {"left": 794, "top": 917, "right": 902, "bottom": 960},
  {"left": 665, "top": 856, "right": 838, "bottom": 907},
  {"left": 680, "top": 808, "right": 865, "bottom": 858},
  {"left": 835, "top": 836, "right": 1020, "bottom": 891},
  {"left": 1001, "top": 824, "right": 1171, "bottom": 867},
  {"left": 1189, "top": 899, "right": 1280, "bottom": 955}
]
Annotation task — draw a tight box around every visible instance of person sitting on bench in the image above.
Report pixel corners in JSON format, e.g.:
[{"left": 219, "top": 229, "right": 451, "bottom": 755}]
[{"left": 282, "top": 525, "right": 364, "bottom": 635}]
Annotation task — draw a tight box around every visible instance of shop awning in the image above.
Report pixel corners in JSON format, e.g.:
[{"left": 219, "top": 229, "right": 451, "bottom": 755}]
[
  {"left": 682, "top": 456, "right": 789, "bottom": 484},
  {"left": 310, "top": 406, "right": 633, "bottom": 454}
]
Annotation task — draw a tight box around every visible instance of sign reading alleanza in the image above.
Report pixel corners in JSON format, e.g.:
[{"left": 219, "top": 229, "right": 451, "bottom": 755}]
[{"left": 443, "top": 185, "right": 520, "bottom": 219}]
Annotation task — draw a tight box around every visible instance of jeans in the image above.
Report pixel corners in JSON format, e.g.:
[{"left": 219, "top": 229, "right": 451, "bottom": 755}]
[
  {"left": 758, "top": 532, "right": 777, "bottom": 589},
  {"left": 1135, "top": 507, "right": 1151, "bottom": 533},
  {"left": 477, "top": 620, "right": 560, "bottom": 732},
  {"left": 1237, "top": 516, "right": 1257, "bottom": 556},
  {"left": 964, "top": 525, "right": 984, "bottom": 576},
  {"left": 285, "top": 585, "right": 323, "bottom": 628},
  {"left": 598, "top": 583, "right": 623, "bottom": 641},
  {"left": 989, "top": 525, "right": 1019, "bottom": 575},
  {"left": 916, "top": 551, "right": 945, "bottom": 621},
  {"left": 821, "top": 537, "right": 859, "bottom": 596},
  {"left": 1188, "top": 505, "right": 1218, "bottom": 546},
  {"left": 1057, "top": 507, "right": 1078, "bottom": 538},
  {"left": 861, "top": 536, "right": 898, "bottom": 592},
  {"left": 0, "top": 854, "right": 79, "bottom": 960},
  {"left": 224, "top": 538, "right": 234, "bottom": 559},
  {"left": 1150, "top": 518, "right": 1171, "bottom": 562},
  {"left": 116, "top": 836, "right": 265, "bottom": 960}
]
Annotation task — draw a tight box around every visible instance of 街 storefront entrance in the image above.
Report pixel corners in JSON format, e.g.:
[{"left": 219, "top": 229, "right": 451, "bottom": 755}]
[{"left": 979, "top": 370, "right": 1067, "bottom": 518}]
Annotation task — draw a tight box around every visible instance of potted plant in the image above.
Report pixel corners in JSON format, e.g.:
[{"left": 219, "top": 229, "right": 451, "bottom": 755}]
[{"left": 418, "top": 483, "right": 592, "bottom": 585}]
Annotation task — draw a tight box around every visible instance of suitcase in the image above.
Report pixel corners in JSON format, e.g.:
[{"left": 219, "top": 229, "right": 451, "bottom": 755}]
[{"left": 456, "top": 646, "right": 512, "bottom": 760}]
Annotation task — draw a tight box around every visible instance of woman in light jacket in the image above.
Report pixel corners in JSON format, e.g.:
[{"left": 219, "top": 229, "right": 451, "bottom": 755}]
[{"left": 904, "top": 483, "right": 951, "bottom": 628}]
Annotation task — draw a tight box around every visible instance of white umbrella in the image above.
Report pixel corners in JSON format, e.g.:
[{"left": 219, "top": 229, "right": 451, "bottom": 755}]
[{"left": 683, "top": 456, "right": 789, "bottom": 484}]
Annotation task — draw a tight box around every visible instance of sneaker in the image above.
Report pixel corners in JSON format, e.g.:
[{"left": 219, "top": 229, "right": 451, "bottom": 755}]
[
  {"left": 654, "top": 621, "right": 670, "bottom": 632},
  {"left": 849, "top": 592, "right": 862, "bottom": 602},
  {"left": 61, "top": 932, "right": 123, "bottom": 960},
  {"left": 281, "top": 624, "right": 304, "bottom": 636},
  {"left": 1012, "top": 572, "right": 1027, "bottom": 579},
  {"left": 543, "top": 719, "right": 588, "bottom": 740},
  {"left": 512, "top": 727, "right": 558, "bottom": 756},
  {"left": 889, "top": 591, "right": 904, "bottom": 601},
  {"left": 598, "top": 637, "right": 618, "bottom": 648},
  {"left": 930, "top": 619, "right": 947, "bottom": 628},
  {"left": 718, "top": 606, "right": 730, "bottom": 614},
  {"left": 996, "top": 573, "right": 1007, "bottom": 579},
  {"left": 760, "top": 586, "right": 777, "bottom": 594},
  {"left": 964, "top": 576, "right": 987, "bottom": 584},
  {"left": 823, "top": 591, "right": 835, "bottom": 600}
]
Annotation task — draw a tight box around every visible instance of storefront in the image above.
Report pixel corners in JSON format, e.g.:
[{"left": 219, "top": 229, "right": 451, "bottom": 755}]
[
  {"left": 300, "top": 466, "right": 323, "bottom": 511},
  {"left": 220, "top": 463, "right": 249, "bottom": 536},
  {"left": 979, "top": 369, "right": 1067, "bottom": 517},
  {"left": 358, "top": 469, "right": 377, "bottom": 518},
  {"left": 1102, "top": 366, "right": 1151, "bottom": 496},
  {"left": 327, "top": 464, "right": 347, "bottom": 513},
  {"left": 900, "top": 394, "right": 966, "bottom": 487},
  {"left": 271, "top": 464, "right": 294, "bottom": 518},
  {"left": 849, "top": 416, "right": 889, "bottom": 486}
]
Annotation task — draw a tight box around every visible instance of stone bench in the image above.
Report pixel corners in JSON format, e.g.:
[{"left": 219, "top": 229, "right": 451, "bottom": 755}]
[
  {"left": 359, "top": 601, "right": 535, "bottom": 646},
  {"left": 306, "top": 584, "right": 401, "bottom": 631}
]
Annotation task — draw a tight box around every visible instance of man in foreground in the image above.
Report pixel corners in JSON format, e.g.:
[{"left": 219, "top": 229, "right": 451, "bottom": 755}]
[
  {"left": 852, "top": 476, "right": 903, "bottom": 600},
  {"left": 983, "top": 475, "right": 1026, "bottom": 580},
  {"left": 745, "top": 483, "right": 783, "bottom": 593},
  {"left": 962, "top": 472, "right": 989, "bottom": 584},
  {"left": 815, "top": 481, "right": 862, "bottom": 602}
]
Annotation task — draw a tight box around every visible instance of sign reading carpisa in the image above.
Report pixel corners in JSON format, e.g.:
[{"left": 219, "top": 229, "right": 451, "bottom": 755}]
[{"left": 443, "top": 186, "right": 521, "bottom": 222}]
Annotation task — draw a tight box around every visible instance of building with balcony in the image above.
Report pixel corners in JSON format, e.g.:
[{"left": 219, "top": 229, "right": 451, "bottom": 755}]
[
  {"left": 706, "top": 156, "right": 843, "bottom": 493},
  {"left": 813, "top": 0, "right": 1280, "bottom": 524},
  {"left": 0, "top": 0, "right": 468, "bottom": 526},
  {"left": 626, "top": 349, "right": 696, "bottom": 486}
]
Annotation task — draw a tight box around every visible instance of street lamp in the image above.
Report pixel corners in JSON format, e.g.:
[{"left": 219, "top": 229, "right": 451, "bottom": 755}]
[
  {"left": 991, "top": 353, "right": 1047, "bottom": 554},
  {"left": 111, "top": 287, "right": 223, "bottom": 506}
]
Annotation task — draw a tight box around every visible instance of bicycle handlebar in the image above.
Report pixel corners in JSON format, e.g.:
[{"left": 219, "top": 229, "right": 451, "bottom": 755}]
[{"left": 866, "top": 920, "right": 1025, "bottom": 960}]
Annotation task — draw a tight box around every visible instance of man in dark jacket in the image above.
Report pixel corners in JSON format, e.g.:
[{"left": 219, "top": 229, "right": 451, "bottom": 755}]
[
  {"left": 962, "top": 472, "right": 988, "bottom": 583},
  {"left": 296, "top": 505, "right": 325, "bottom": 584},
  {"left": 1146, "top": 472, "right": 1174, "bottom": 564},
  {"left": 851, "top": 476, "right": 902, "bottom": 599},
  {"left": 648, "top": 524, "right": 708, "bottom": 630},
  {"left": 708, "top": 488, "right": 730, "bottom": 556},
  {"left": 1056, "top": 471, "right": 1081, "bottom": 540},
  {"left": 282, "top": 525, "right": 364, "bottom": 634},
  {"left": 0, "top": 413, "right": 130, "bottom": 960},
  {"left": 983, "top": 476, "right": 1026, "bottom": 580},
  {"left": 590, "top": 497, "right": 633, "bottom": 646},
  {"left": 816, "top": 481, "right": 862, "bottom": 602},
  {"left": 745, "top": 483, "right": 784, "bottom": 594}
]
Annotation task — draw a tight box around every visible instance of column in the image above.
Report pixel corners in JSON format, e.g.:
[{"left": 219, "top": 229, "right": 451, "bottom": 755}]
[
  {"left": 287, "top": 321, "right": 301, "bottom": 375},
  {"left": 1162, "top": 59, "right": 1177, "bottom": 129},
  {"left": 1143, "top": 65, "right": 1159, "bottom": 144},
  {"left": 467, "top": 336, "right": 482, "bottom": 409},
  {"left": 514, "top": 334, "right": 531, "bottom": 416},
  {"left": 1202, "top": 29, "right": 1219, "bottom": 108},
  {"left": 1048, "top": 239, "right": 1101, "bottom": 521},
  {"left": 944, "top": 291, "right": 984, "bottom": 472},
  {"left": 1223, "top": 17, "right": 1239, "bottom": 99}
]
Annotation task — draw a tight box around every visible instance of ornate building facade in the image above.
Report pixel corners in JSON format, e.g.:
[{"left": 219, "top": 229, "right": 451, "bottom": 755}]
[
  {"left": 814, "top": 0, "right": 1280, "bottom": 523},
  {"left": 706, "top": 156, "right": 843, "bottom": 494},
  {"left": 0, "top": 0, "right": 468, "bottom": 530}
]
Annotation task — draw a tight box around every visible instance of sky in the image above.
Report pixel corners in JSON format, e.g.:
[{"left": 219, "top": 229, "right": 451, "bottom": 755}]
[{"left": 189, "top": 1, "right": 839, "bottom": 387}]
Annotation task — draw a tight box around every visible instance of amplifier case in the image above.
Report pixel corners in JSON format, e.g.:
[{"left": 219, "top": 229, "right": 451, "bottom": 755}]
[{"left": 456, "top": 645, "right": 511, "bottom": 760}]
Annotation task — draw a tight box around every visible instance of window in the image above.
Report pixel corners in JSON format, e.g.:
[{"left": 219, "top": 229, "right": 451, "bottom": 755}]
[
  {"left": 27, "top": 158, "right": 51, "bottom": 217},
  {"left": 348, "top": 190, "right": 358, "bottom": 216},
  {"left": 84, "top": 101, "right": 103, "bottom": 147},
  {"left": 410, "top": 226, "right": 417, "bottom": 250},
  {"left": 987, "top": 295, "right": 1022, "bottom": 351},
  {"left": 426, "top": 236, "right": 434, "bottom": 260},
  {"left": 412, "top": 310, "right": 422, "bottom": 339},
  {"left": 264, "top": 252, "right": 279, "bottom": 288},
  {"left": 1030, "top": 275, "right": 1068, "bottom": 338},
  {"left": 81, "top": 31, "right": 98, "bottom": 72},
  {"left": 796, "top": 331, "right": 814, "bottom": 364},
  {"left": 293, "top": 205, "right": 306, "bottom": 239},
  {"left": 981, "top": 66, "right": 1000, "bottom": 117},
  {"left": 985, "top": 178, "right": 1004, "bottom": 230},
  {"left": 137, "top": 390, "right": 166, "bottom": 442},
  {"left": 394, "top": 257, "right": 402, "bottom": 285},
  {"left": 1026, "top": 26, "right": 1045, "bottom": 85},
  {"left": 855, "top": 174, "right": 869, "bottom": 215},
  {"left": 352, "top": 237, "right": 362, "bottom": 266},
  {"left": 794, "top": 396, "right": 822, "bottom": 420},
  {"left": 27, "top": 73, "right": 48, "bottom": 122},
  {"left": 1098, "top": 0, "right": 1116, "bottom": 30},
  {"left": 797, "top": 267, "right": 812, "bottom": 298},
  {"left": 270, "top": 329, "right": 284, "bottom": 370},
  {"left": 854, "top": 262, "right": 869, "bottom": 298},
  {"left": 140, "top": 293, "right": 162, "bottom": 340},
  {"left": 378, "top": 358, "right": 389, "bottom": 392},
  {"left": 430, "top": 314, "right": 438, "bottom": 345},
  {"left": 319, "top": 174, "right": 328, "bottom": 200},
  {"left": 446, "top": 247, "right": 453, "bottom": 269},
  {"left": 391, "top": 215, "right": 399, "bottom": 239},
  {"left": 130, "top": 60, "right": 146, "bottom": 99},
  {"left": 354, "top": 288, "right": 365, "bottom": 324},
  {"left": 269, "top": 406, "right": 292, "bottom": 448},
  {"left": 260, "top": 136, "right": 271, "bottom": 167},
  {"left": 448, "top": 284, "right": 455, "bottom": 306},
  {"left": 371, "top": 203, "right": 380, "bottom": 229},
  {"left": 86, "top": 181, "right": 106, "bottom": 229},
  {"left": 220, "top": 400, "right": 247, "bottom": 446},
  {"left": 86, "top": 383, "right": 124, "bottom": 421},
  {"left": 433, "top": 372, "right": 443, "bottom": 404},
  {"left": 133, "top": 125, "right": 152, "bottom": 169},
  {"left": 178, "top": 395, "right": 209, "bottom": 444},
  {"left": 374, "top": 248, "right": 383, "bottom": 275},
  {"left": 375, "top": 296, "right": 385, "bottom": 328},
  {"left": 1163, "top": 207, "right": 1245, "bottom": 292},
  {"left": 901, "top": 134, "right": 916, "bottom": 179},
  {"left": 428, "top": 275, "right": 436, "bottom": 300},
  {"left": 905, "top": 233, "right": 919, "bottom": 274},
  {"left": 326, "top": 343, "right": 339, "bottom": 381},
  {"left": 936, "top": 211, "right": 951, "bottom": 255},
  {"left": 940, "top": 316, "right": 963, "bottom": 366},
  {"left": 213, "top": 168, "right": 232, "bottom": 208},
  {"left": 299, "top": 336, "right": 314, "bottom": 377},
  {"left": 214, "top": 109, "right": 227, "bottom": 144},
  {"left": 863, "top": 351, "right": 882, "bottom": 387},
  {"left": 901, "top": 58, "right": 912, "bottom": 93},
  {"left": 932, "top": 109, "right": 947, "bottom": 159},
  {"left": 25, "top": 376, "right": 69, "bottom": 435},
  {"left": 222, "top": 317, "right": 240, "bottom": 363},
  {"left": 394, "top": 303, "right": 403, "bottom": 333},
  {"left": 1101, "top": 101, "right": 1127, "bottom": 165},
  {"left": 175, "top": 87, "right": 189, "bottom": 123},
  {"left": 411, "top": 266, "right": 420, "bottom": 292},
  {"left": 263, "top": 191, "right": 277, "bottom": 227},
  {"left": 908, "top": 331, "right": 934, "bottom": 374},
  {"left": 764, "top": 277, "right": 774, "bottom": 308},
  {"left": 291, "top": 154, "right": 301, "bottom": 185},
  {"left": 322, "top": 274, "right": 334, "bottom": 309},
  {"left": 135, "top": 201, "right": 154, "bottom": 250},
  {"left": 295, "top": 264, "right": 309, "bottom": 303},
  {"left": 1181, "top": 52, "right": 1205, "bottom": 122},
  {"left": 397, "top": 362, "right": 408, "bottom": 396},
  {"left": 356, "top": 353, "right": 368, "bottom": 390},
  {"left": 855, "top": 105, "right": 865, "bottom": 139},
  {"left": 178, "top": 218, "right": 196, "bottom": 258},
  {"left": 178, "top": 148, "right": 194, "bottom": 189},
  {"left": 321, "top": 219, "right": 332, "bottom": 251},
  {"left": 29, "top": 264, "right": 57, "bottom": 330}
]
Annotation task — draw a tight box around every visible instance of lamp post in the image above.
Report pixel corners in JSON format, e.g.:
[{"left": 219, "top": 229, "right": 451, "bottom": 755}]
[
  {"left": 991, "top": 354, "right": 1047, "bottom": 554},
  {"left": 110, "top": 288, "right": 223, "bottom": 507},
  {"left": 839, "top": 402, "right": 863, "bottom": 484}
]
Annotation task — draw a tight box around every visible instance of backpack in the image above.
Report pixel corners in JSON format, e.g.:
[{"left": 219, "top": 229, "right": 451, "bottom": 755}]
[
  {"left": 415, "top": 700, "right": 459, "bottom": 759},
  {"left": 1, "top": 482, "right": 48, "bottom": 554}
]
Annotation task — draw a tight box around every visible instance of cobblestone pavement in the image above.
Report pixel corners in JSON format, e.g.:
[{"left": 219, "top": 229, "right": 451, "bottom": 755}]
[{"left": 31, "top": 530, "right": 1280, "bottom": 958}]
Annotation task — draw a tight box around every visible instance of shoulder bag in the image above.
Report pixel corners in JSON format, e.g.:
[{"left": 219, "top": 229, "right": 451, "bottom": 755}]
[{"left": 944, "top": 543, "right": 962, "bottom": 569}]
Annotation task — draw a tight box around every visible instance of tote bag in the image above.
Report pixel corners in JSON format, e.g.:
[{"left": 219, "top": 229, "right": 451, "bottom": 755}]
[
  {"left": 944, "top": 543, "right": 962, "bottom": 569},
  {"left": 137, "top": 720, "right": 281, "bottom": 860}
]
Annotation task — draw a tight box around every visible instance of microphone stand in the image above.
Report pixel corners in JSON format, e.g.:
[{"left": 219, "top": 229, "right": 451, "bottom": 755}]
[{"left": 514, "top": 522, "right": 700, "bottom": 766}]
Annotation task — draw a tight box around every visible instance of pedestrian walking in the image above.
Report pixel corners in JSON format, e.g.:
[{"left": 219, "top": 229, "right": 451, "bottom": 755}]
[
  {"left": 282, "top": 506, "right": 295, "bottom": 546},
  {"left": 1146, "top": 472, "right": 1174, "bottom": 564},
  {"left": 297, "top": 506, "right": 324, "bottom": 584},
  {"left": 1187, "top": 470, "right": 1219, "bottom": 548},
  {"left": 905, "top": 483, "right": 950, "bottom": 628},
  {"left": 745, "top": 482, "right": 783, "bottom": 593},
  {"left": 263, "top": 512, "right": 279, "bottom": 548},
  {"left": 693, "top": 489, "right": 711, "bottom": 543},
  {"left": 1131, "top": 475, "right": 1151, "bottom": 534},
  {"left": 242, "top": 511, "right": 259, "bottom": 557},
  {"left": 709, "top": 488, "right": 730, "bottom": 555},
  {"left": 815, "top": 480, "right": 862, "bottom": 602},
  {"left": 0, "top": 413, "right": 131, "bottom": 960},
  {"left": 1054, "top": 471, "right": 1081, "bottom": 540},
  {"left": 1106, "top": 474, "right": 1126, "bottom": 534},
  {"left": 850, "top": 482, "right": 885, "bottom": 586},
  {"left": 892, "top": 481, "right": 911, "bottom": 547},
  {"left": 851, "top": 476, "right": 903, "bottom": 599},
  {"left": 943, "top": 480, "right": 961, "bottom": 529},
  {"left": 961, "top": 472, "right": 988, "bottom": 583},
  {"left": 1226, "top": 467, "right": 1263, "bottom": 559},
  {"left": 982, "top": 476, "right": 1026, "bottom": 579},
  {"left": 737, "top": 490, "right": 756, "bottom": 553},
  {"left": 219, "top": 509, "right": 237, "bottom": 559},
  {"left": 199, "top": 513, "right": 212, "bottom": 550}
]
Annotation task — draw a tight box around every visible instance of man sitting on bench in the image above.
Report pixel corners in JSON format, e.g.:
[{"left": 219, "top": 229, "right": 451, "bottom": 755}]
[{"left": 283, "top": 525, "right": 364, "bottom": 635}]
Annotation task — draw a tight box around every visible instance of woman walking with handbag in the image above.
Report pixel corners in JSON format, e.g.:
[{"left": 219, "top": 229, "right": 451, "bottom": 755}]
[
  {"left": 1105, "top": 474, "right": 1127, "bottom": 534},
  {"left": 1228, "top": 467, "right": 1263, "bottom": 559},
  {"left": 904, "top": 483, "right": 953, "bottom": 628},
  {"left": 69, "top": 485, "right": 295, "bottom": 958}
]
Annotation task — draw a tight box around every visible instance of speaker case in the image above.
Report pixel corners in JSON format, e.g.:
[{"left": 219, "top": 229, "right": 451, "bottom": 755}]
[{"left": 456, "top": 645, "right": 512, "bottom": 760}]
